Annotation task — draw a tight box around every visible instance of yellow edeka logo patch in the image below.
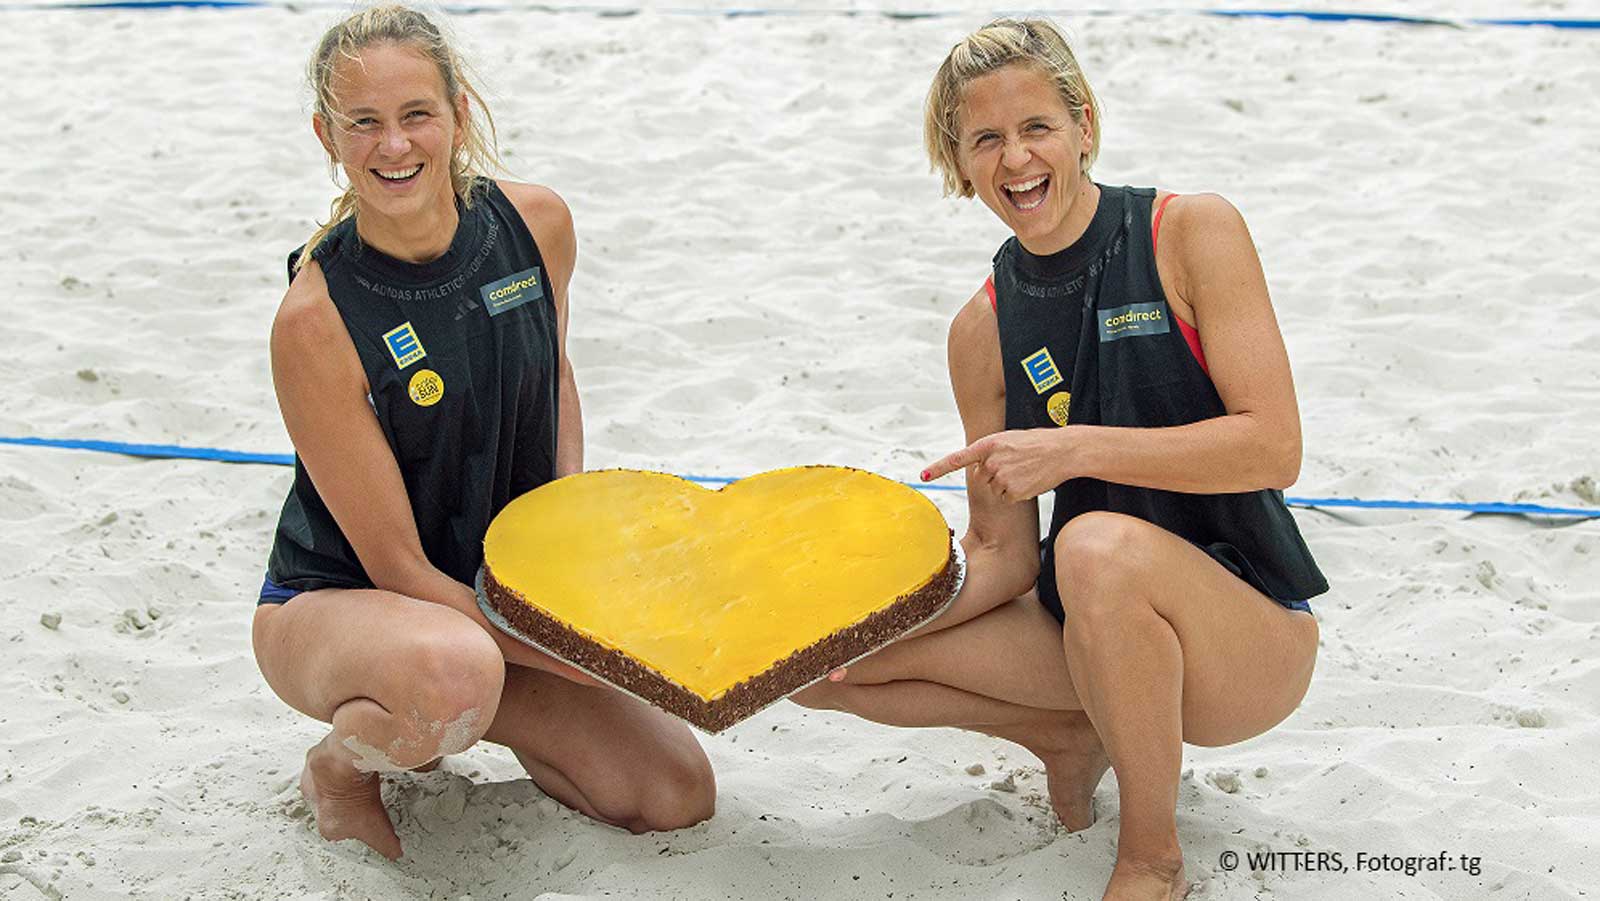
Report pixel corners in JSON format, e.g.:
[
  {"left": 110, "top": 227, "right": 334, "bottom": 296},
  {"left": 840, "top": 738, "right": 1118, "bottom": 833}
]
[
  {"left": 408, "top": 369, "right": 444, "bottom": 407},
  {"left": 382, "top": 321, "right": 427, "bottom": 369},
  {"left": 1021, "top": 347, "right": 1063, "bottom": 394},
  {"left": 1046, "top": 391, "right": 1071, "bottom": 426}
]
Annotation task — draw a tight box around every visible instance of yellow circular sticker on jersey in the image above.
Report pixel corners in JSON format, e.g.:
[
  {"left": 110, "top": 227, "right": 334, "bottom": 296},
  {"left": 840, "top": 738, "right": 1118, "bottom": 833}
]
[
  {"left": 1046, "top": 391, "right": 1071, "bottom": 426},
  {"left": 408, "top": 369, "right": 444, "bottom": 407}
]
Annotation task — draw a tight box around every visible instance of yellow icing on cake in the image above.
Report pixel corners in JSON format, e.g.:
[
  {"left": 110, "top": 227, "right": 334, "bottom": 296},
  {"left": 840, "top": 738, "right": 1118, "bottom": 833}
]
[{"left": 483, "top": 466, "right": 951, "bottom": 700}]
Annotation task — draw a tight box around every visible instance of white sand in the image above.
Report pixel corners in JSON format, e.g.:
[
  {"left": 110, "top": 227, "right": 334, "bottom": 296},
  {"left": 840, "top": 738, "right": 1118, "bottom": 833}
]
[{"left": 2, "top": 2, "right": 1598, "bottom": 899}]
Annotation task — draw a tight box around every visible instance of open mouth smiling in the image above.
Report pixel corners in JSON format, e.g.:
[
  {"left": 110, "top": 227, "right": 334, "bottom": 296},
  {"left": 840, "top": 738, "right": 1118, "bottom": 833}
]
[
  {"left": 1002, "top": 174, "right": 1050, "bottom": 211},
  {"left": 373, "top": 163, "right": 423, "bottom": 184}
]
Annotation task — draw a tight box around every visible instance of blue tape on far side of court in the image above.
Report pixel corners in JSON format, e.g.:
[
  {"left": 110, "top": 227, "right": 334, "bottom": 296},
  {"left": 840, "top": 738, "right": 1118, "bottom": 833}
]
[
  {"left": 4, "top": 435, "right": 1597, "bottom": 518},
  {"left": 10, "top": 2, "right": 1600, "bottom": 29}
]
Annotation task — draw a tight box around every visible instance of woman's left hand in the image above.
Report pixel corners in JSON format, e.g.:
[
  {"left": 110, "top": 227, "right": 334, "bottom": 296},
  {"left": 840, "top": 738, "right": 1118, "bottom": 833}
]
[{"left": 922, "top": 427, "right": 1076, "bottom": 502}]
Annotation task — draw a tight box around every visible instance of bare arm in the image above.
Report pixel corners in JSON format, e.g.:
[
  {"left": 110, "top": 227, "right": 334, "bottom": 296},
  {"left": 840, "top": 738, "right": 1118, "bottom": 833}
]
[
  {"left": 925, "top": 195, "right": 1304, "bottom": 498},
  {"left": 1070, "top": 193, "right": 1303, "bottom": 491},
  {"left": 270, "top": 262, "right": 593, "bottom": 682},
  {"left": 500, "top": 181, "right": 583, "bottom": 477},
  {"left": 910, "top": 288, "right": 1043, "bottom": 637}
]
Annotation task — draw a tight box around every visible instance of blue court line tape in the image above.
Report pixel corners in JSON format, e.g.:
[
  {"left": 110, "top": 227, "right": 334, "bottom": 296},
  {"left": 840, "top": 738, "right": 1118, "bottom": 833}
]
[
  {"left": 1204, "top": 10, "right": 1455, "bottom": 25},
  {"left": 1279, "top": 496, "right": 1599, "bottom": 518},
  {"left": 1476, "top": 17, "right": 1600, "bottom": 29},
  {"left": 4, "top": 435, "right": 1596, "bottom": 518},
  {"left": 8, "top": 2, "right": 1600, "bottom": 29},
  {"left": 0, "top": 435, "right": 296, "bottom": 466},
  {"left": 1209, "top": 10, "right": 1600, "bottom": 28}
]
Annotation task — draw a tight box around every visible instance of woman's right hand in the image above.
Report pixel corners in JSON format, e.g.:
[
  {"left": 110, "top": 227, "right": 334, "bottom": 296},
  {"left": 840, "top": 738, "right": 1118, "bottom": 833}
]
[{"left": 922, "top": 426, "right": 1077, "bottom": 503}]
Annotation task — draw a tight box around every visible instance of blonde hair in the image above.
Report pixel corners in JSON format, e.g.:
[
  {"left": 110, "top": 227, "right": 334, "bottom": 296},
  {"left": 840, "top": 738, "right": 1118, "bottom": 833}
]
[
  {"left": 298, "top": 4, "right": 504, "bottom": 271},
  {"left": 923, "top": 18, "right": 1102, "bottom": 198}
]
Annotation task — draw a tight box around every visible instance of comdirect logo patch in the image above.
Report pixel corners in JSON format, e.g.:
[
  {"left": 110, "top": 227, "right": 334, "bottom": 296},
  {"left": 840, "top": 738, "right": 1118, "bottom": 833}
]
[
  {"left": 383, "top": 321, "right": 427, "bottom": 369},
  {"left": 1099, "top": 302, "right": 1170, "bottom": 342},
  {"left": 1021, "top": 347, "right": 1064, "bottom": 394},
  {"left": 479, "top": 267, "right": 544, "bottom": 317}
]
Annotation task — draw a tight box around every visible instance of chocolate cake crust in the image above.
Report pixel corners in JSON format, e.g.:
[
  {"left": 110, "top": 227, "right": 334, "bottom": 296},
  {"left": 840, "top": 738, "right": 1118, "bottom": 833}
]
[{"left": 480, "top": 535, "right": 959, "bottom": 733}]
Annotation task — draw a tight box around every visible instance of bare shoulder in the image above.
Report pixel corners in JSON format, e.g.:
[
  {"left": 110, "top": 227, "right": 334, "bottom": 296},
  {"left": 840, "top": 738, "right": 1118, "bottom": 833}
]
[
  {"left": 273, "top": 260, "right": 341, "bottom": 350},
  {"left": 1159, "top": 192, "right": 1267, "bottom": 313},
  {"left": 271, "top": 259, "right": 364, "bottom": 391},
  {"left": 948, "top": 284, "right": 998, "bottom": 353},
  {"left": 495, "top": 180, "right": 575, "bottom": 279},
  {"left": 495, "top": 180, "right": 572, "bottom": 227},
  {"left": 1163, "top": 192, "right": 1252, "bottom": 255}
]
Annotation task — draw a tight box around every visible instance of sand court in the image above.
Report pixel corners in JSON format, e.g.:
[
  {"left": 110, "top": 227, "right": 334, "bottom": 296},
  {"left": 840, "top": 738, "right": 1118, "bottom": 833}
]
[{"left": 1, "top": 3, "right": 1598, "bottom": 898}]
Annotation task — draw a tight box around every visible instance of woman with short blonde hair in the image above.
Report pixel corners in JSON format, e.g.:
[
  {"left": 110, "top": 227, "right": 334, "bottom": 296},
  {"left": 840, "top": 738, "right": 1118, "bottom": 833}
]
[{"left": 798, "top": 19, "right": 1325, "bottom": 901}]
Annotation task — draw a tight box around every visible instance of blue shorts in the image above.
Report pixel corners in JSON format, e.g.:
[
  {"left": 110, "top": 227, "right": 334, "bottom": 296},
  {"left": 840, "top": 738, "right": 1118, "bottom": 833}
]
[
  {"left": 258, "top": 576, "right": 304, "bottom": 606},
  {"left": 1200, "top": 541, "right": 1313, "bottom": 614}
]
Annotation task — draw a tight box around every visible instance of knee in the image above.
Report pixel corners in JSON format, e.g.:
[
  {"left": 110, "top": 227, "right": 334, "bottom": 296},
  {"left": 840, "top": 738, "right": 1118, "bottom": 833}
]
[
  {"left": 1054, "top": 512, "right": 1153, "bottom": 627},
  {"left": 399, "top": 626, "right": 506, "bottom": 757},
  {"left": 632, "top": 747, "right": 717, "bottom": 832}
]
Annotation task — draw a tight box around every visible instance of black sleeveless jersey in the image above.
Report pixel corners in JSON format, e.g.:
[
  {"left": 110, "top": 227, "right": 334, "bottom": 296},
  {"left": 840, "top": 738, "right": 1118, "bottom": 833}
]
[
  {"left": 991, "top": 184, "right": 1327, "bottom": 619},
  {"left": 265, "top": 178, "right": 560, "bottom": 590}
]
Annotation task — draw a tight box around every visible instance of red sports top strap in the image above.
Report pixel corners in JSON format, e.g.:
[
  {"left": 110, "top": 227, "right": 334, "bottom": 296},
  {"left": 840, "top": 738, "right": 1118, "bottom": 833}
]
[
  {"left": 1152, "top": 193, "right": 1209, "bottom": 375},
  {"left": 1177, "top": 317, "right": 1209, "bottom": 375},
  {"left": 1152, "top": 192, "right": 1178, "bottom": 254},
  {"left": 984, "top": 274, "right": 996, "bottom": 312}
]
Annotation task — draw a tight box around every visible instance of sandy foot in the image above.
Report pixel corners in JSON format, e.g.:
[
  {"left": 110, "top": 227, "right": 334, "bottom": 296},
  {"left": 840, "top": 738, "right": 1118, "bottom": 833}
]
[
  {"left": 1103, "top": 859, "right": 1189, "bottom": 901},
  {"left": 1032, "top": 713, "right": 1111, "bottom": 833},
  {"left": 300, "top": 737, "right": 403, "bottom": 861}
]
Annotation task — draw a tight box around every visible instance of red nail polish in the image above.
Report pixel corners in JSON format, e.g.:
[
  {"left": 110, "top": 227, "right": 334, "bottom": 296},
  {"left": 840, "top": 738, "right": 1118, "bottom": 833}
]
[{"left": 920, "top": 470, "right": 931, "bottom": 481}]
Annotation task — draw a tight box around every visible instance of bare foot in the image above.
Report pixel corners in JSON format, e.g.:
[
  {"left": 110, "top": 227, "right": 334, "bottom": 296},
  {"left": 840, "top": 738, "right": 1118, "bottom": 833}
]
[
  {"left": 1030, "top": 712, "right": 1111, "bottom": 832},
  {"left": 1103, "top": 857, "right": 1188, "bottom": 901},
  {"left": 301, "top": 736, "right": 403, "bottom": 860}
]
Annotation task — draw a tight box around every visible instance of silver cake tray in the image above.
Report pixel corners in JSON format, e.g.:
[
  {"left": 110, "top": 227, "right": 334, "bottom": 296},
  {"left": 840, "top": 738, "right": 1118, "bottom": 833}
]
[{"left": 474, "top": 542, "right": 966, "bottom": 734}]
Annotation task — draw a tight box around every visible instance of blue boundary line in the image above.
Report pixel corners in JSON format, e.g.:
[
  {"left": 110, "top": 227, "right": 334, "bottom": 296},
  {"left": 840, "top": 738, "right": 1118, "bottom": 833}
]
[
  {"left": 4, "top": 435, "right": 1596, "bottom": 518},
  {"left": 4, "top": 1, "right": 1599, "bottom": 28},
  {"left": 0, "top": 435, "right": 295, "bottom": 466}
]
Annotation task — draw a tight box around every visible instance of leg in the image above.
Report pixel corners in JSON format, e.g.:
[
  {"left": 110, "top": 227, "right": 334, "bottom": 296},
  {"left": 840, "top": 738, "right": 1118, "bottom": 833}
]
[
  {"left": 820, "top": 594, "right": 1083, "bottom": 710},
  {"left": 1055, "top": 512, "right": 1319, "bottom": 901},
  {"left": 252, "top": 589, "right": 506, "bottom": 859},
  {"left": 792, "top": 598, "right": 1109, "bottom": 831},
  {"left": 482, "top": 664, "right": 715, "bottom": 833}
]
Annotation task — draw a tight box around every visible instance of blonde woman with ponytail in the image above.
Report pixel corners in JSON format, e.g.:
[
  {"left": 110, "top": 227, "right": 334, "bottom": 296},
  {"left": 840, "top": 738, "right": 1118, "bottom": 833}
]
[{"left": 252, "top": 5, "right": 714, "bottom": 860}]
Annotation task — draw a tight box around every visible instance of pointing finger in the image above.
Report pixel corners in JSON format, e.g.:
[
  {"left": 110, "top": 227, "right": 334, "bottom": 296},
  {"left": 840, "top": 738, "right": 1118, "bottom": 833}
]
[{"left": 922, "top": 443, "right": 984, "bottom": 482}]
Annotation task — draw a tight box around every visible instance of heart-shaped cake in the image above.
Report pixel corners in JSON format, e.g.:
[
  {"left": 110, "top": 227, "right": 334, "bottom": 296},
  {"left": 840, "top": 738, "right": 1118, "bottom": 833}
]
[{"left": 480, "top": 466, "right": 958, "bottom": 732}]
